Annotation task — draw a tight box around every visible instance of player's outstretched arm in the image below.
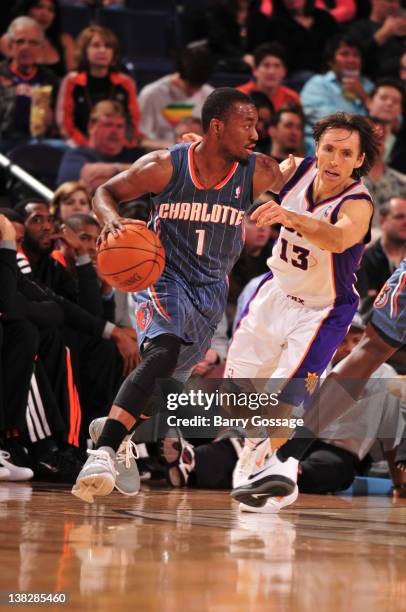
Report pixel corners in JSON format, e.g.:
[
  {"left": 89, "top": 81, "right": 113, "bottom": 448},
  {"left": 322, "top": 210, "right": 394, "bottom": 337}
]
[
  {"left": 251, "top": 198, "right": 373, "bottom": 253},
  {"left": 93, "top": 150, "right": 173, "bottom": 242}
]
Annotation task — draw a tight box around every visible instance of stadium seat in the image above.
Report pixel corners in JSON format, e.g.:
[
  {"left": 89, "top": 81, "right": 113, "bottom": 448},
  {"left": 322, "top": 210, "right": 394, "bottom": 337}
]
[
  {"left": 124, "top": 57, "right": 176, "bottom": 92},
  {"left": 6, "top": 143, "right": 67, "bottom": 203},
  {"left": 97, "top": 8, "right": 179, "bottom": 59},
  {"left": 126, "top": 0, "right": 177, "bottom": 10},
  {"left": 210, "top": 70, "right": 251, "bottom": 88},
  {"left": 60, "top": 4, "right": 92, "bottom": 38},
  {"left": 180, "top": 0, "right": 210, "bottom": 9}
]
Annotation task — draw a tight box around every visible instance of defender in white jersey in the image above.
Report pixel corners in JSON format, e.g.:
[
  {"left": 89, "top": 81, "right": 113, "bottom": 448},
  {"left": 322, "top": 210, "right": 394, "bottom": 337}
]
[{"left": 227, "top": 112, "right": 381, "bottom": 509}]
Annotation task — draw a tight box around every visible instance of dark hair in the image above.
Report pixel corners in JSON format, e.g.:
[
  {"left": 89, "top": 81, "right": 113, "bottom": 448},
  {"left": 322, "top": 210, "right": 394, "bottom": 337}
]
[
  {"left": 249, "top": 91, "right": 275, "bottom": 115},
  {"left": 65, "top": 213, "right": 99, "bottom": 232},
  {"left": 176, "top": 41, "right": 214, "bottom": 87},
  {"left": 253, "top": 42, "right": 288, "bottom": 69},
  {"left": 12, "top": 0, "right": 63, "bottom": 51},
  {"left": 368, "top": 116, "right": 388, "bottom": 127},
  {"left": 272, "top": 0, "right": 315, "bottom": 18},
  {"left": 313, "top": 112, "right": 380, "bottom": 178},
  {"left": 121, "top": 200, "right": 151, "bottom": 222},
  {"left": 323, "top": 33, "right": 364, "bottom": 71},
  {"left": 370, "top": 78, "right": 405, "bottom": 104},
  {"left": 75, "top": 25, "right": 119, "bottom": 72},
  {"left": 210, "top": 0, "right": 261, "bottom": 19},
  {"left": 0, "top": 207, "right": 24, "bottom": 224},
  {"left": 14, "top": 197, "right": 49, "bottom": 221},
  {"left": 120, "top": 199, "right": 152, "bottom": 222},
  {"left": 270, "top": 105, "right": 304, "bottom": 127},
  {"left": 201, "top": 87, "right": 254, "bottom": 132}
]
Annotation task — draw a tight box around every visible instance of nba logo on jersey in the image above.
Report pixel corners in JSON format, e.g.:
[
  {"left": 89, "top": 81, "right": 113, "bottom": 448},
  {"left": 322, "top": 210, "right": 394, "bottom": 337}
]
[
  {"left": 234, "top": 186, "right": 241, "bottom": 199},
  {"left": 323, "top": 204, "right": 334, "bottom": 218}
]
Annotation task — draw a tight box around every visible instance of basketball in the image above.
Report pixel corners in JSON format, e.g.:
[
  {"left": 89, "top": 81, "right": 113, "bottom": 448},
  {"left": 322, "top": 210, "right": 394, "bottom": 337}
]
[{"left": 96, "top": 223, "right": 165, "bottom": 292}]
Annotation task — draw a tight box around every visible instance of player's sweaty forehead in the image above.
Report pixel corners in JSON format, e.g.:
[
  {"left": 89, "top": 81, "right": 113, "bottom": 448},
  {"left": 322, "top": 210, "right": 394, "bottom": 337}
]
[
  {"left": 226, "top": 102, "right": 258, "bottom": 124},
  {"left": 319, "top": 127, "right": 361, "bottom": 153}
]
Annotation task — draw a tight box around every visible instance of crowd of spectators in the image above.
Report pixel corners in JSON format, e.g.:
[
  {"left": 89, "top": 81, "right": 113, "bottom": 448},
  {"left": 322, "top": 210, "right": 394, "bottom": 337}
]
[{"left": 0, "top": 0, "right": 405, "bottom": 498}]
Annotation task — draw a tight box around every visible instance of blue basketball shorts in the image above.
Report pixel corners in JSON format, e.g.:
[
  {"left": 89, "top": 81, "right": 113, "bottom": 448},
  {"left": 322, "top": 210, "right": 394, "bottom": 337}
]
[
  {"left": 371, "top": 259, "right": 406, "bottom": 348},
  {"left": 131, "top": 271, "right": 227, "bottom": 378}
]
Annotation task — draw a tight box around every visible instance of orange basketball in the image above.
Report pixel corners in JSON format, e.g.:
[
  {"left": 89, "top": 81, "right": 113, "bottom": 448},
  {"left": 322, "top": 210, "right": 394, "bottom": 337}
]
[{"left": 96, "top": 223, "right": 165, "bottom": 292}]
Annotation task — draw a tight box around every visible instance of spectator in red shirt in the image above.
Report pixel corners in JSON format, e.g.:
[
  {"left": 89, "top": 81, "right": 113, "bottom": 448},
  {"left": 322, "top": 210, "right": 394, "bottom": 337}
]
[
  {"left": 237, "top": 43, "right": 301, "bottom": 111},
  {"left": 260, "top": 0, "right": 356, "bottom": 23}
]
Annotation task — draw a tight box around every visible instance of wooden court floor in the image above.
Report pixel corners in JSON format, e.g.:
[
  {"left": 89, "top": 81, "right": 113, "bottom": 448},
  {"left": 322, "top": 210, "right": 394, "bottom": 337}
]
[{"left": 0, "top": 482, "right": 406, "bottom": 612}]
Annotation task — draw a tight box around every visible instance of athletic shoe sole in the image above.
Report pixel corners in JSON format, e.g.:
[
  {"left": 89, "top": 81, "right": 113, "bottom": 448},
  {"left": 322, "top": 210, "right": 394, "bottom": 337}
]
[
  {"left": 239, "top": 486, "right": 299, "bottom": 513},
  {"left": 231, "top": 475, "right": 296, "bottom": 506},
  {"left": 71, "top": 473, "right": 115, "bottom": 504}
]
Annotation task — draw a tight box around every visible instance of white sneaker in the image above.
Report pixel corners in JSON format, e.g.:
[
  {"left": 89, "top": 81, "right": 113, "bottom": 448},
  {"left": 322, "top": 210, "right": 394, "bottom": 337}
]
[
  {"left": 0, "top": 467, "right": 11, "bottom": 480},
  {"left": 71, "top": 447, "right": 118, "bottom": 503},
  {"left": 232, "top": 438, "right": 271, "bottom": 489},
  {"left": 239, "top": 485, "right": 299, "bottom": 513},
  {"left": 0, "top": 451, "right": 33, "bottom": 481},
  {"left": 89, "top": 417, "right": 140, "bottom": 497},
  {"left": 231, "top": 451, "right": 298, "bottom": 507}
]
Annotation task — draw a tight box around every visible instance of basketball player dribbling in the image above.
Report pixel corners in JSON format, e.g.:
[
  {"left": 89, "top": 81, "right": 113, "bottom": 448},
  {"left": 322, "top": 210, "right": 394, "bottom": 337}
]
[
  {"left": 72, "top": 87, "right": 295, "bottom": 503},
  {"left": 227, "top": 113, "right": 381, "bottom": 511}
]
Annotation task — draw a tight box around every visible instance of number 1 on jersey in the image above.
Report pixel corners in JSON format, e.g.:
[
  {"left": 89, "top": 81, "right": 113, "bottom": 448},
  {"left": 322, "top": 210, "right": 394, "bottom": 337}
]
[{"left": 195, "top": 229, "right": 206, "bottom": 256}]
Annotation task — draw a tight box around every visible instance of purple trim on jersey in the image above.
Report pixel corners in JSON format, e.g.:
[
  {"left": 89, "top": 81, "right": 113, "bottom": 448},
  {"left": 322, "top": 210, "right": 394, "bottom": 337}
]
[
  {"left": 280, "top": 297, "right": 358, "bottom": 407},
  {"left": 306, "top": 178, "right": 362, "bottom": 212},
  {"left": 279, "top": 157, "right": 315, "bottom": 203},
  {"left": 328, "top": 193, "right": 373, "bottom": 300},
  {"left": 330, "top": 193, "right": 373, "bottom": 223},
  {"left": 332, "top": 245, "right": 364, "bottom": 302},
  {"left": 234, "top": 270, "right": 274, "bottom": 331},
  {"left": 330, "top": 193, "right": 374, "bottom": 244}
]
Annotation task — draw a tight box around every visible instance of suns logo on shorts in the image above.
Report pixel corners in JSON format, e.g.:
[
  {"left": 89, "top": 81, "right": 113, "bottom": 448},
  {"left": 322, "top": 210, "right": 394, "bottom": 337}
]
[
  {"left": 136, "top": 301, "right": 153, "bottom": 331},
  {"left": 374, "top": 283, "right": 391, "bottom": 309},
  {"left": 305, "top": 372, "right": 319, "bottom": 395}
]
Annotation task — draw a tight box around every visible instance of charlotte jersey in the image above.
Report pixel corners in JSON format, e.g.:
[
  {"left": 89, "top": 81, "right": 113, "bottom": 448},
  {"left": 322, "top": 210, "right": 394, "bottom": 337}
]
[
  {"left": 151, "top": 142, "right": 257, "bottom": 285},
  {"left": 268, "top": 156, "right": 373, "bottom": 308}
]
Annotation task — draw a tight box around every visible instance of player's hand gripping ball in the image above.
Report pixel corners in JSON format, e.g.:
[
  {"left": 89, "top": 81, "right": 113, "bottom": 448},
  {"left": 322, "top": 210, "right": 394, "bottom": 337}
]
[{"left": 96, "top": 221, "right": 165, "bottom": 292}]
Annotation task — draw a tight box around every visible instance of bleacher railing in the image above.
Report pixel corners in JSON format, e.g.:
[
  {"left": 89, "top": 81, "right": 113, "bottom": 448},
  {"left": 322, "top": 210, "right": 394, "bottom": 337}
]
[{"left": 0, "top": 153, "right": 54, "bottom": 201}]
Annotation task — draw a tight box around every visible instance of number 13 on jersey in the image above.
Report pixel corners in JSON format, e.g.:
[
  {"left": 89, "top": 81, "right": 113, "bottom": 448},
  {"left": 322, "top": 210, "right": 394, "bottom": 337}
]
[{"left": 280, "top": 237, "right": 310, "bottom": 270}]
